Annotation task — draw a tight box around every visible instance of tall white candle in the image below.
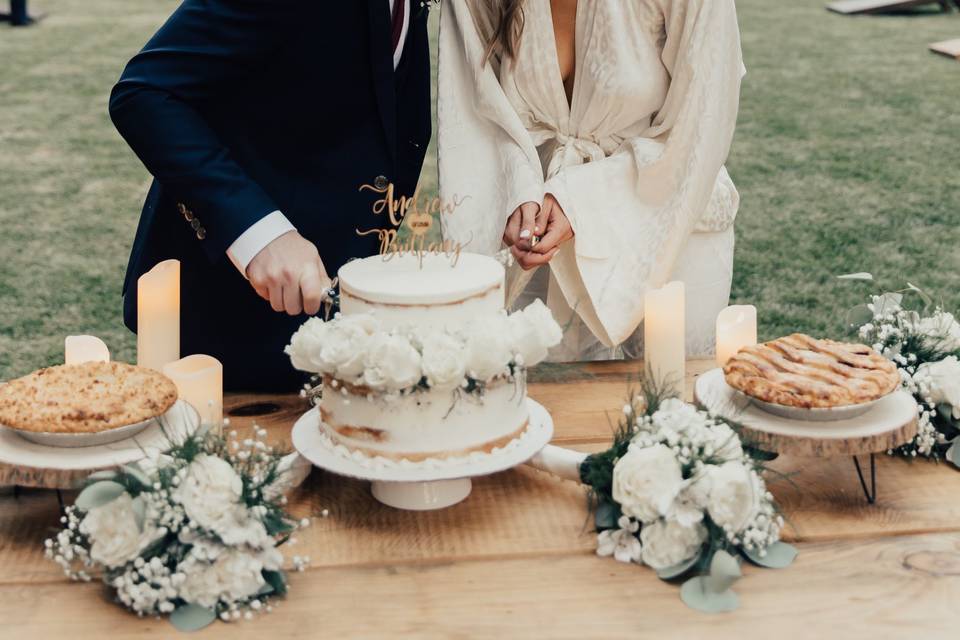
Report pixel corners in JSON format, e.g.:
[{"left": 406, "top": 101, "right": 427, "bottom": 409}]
[
  {"left": 137, "top": 259, "right": 180, "bottom": 371},
  {"left": 163, "top": 355, "right": 223, "bottom": 428},
  {"left": 716, "top": 305, "right": 758, "bottom": 367},
  {"left": 64, "top": 335, "right": 110, "bottom": 365},
  {"left": 644, "top": 281, "right": 685, "bottom": 397}
]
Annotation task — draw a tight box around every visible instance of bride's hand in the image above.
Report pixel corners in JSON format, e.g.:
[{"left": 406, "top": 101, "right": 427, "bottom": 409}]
[
  {"left": 512, "top": 194, "right": 571, "bottom": 270},
  {"left": 503, "top": 201, "right": 541, "bottom": 251}
]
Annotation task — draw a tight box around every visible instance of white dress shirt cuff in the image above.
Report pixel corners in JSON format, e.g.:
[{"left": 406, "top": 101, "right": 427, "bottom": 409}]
[{"left": 226, "top": 210, "right": 297, "bottom": 277}]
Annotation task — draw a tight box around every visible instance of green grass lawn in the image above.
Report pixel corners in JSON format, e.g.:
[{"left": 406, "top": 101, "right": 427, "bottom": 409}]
[{"left": 1, "top": 0, "right": 958, "bottom": 380}]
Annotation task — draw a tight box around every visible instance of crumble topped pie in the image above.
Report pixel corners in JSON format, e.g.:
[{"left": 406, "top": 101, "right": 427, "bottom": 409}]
[
  {"left": 723, "top": 333, "right": 900, "bottom": 409},
  {"left": 0, "top": 361, "right": 178, "bottom": 433}
]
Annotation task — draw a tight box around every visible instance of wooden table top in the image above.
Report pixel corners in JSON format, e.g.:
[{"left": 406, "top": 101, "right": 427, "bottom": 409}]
[{"left": 2, "top": 360, "right": 959, "bottom": 638}]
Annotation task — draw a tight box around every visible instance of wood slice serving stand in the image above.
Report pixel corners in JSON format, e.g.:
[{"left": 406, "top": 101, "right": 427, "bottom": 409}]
[{"left": 694, "top": 369, "right": 918, "bottom": 504}]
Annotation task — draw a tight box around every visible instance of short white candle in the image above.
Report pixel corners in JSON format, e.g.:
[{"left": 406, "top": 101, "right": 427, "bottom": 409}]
[
  {"left": 163, "top": 354, "right": 223, "bottom": 428},
  {"left": 716, "top": 305, "right": 758, "bottom": 367},
  {"left": 64, "top": 335, "right": 110, "bottom": 365},
  {"left": 137, "top": 259, "right": 180, "bottom": 371},
  {"left": 644, "top": 281, "right": 685, "bottom": 397}
]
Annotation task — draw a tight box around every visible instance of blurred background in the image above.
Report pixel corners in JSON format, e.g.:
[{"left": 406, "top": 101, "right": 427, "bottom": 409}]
[{"left": 0, "top": 0, "right": 958, "bottom": 379}]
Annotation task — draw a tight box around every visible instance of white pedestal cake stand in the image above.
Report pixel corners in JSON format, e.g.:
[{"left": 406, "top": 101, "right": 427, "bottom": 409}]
[{"left": 291, "top": 398, "right": 554, "bottom": 510}]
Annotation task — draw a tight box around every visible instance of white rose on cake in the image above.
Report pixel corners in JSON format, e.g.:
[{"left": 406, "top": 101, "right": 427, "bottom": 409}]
[
  {"left": 506, "top": 311, "right": 548, "bottom": 366},
  {"left": 919, "top": 356, "right": 960, "bottom": 419},
  {"left": 285, "top": 317, "right": 331, "bottom": 373},
  {"left": 612, "top": 444, "right": 684, "bottom": 523},
  {"left": 79, "top": 493, "right": 164, "bottom": 569},
  {"left": 464, "top": 319, "right": 513, "bottom": 381},
  {"left": 521, "top": 300, "right": 563, "bottom": 353},
  {"left": 918, "top": 312, "right": 960, "bottom": 353},
  {"left": 639, "top": 519, "right": 707, "bottom": 570},
  {"left": 703, "top": 462, "right": 759, "bottom": 533},
  {"left": 178, "top": 549, "right": 269, "bottom": 609},
  {"left": 363, "top": 333, "right": 423, "bottom": 390},
  {"left": 420, "top": 333, "right": 468, "bottom": 391},
  {"left": 320, "top": 314, "right": 379, "bottom": 380}
]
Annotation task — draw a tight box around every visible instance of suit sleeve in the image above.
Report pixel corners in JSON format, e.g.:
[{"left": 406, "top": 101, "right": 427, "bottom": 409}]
[{"left": 109, "top": 0, "right": 304, "bottom": 262}]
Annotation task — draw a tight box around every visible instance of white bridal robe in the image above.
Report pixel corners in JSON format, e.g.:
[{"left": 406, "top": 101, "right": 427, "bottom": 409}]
[{"left": 438, "top": 0, "right": 746, "bottom": 359}]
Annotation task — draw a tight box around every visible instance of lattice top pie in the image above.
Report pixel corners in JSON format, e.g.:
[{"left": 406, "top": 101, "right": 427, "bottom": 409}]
[
  {"left": 723, "top": 334, "right": 900, "bottom": 408},
  {"left": 0, "top": 362, "right": 178, "bottom": 433}
]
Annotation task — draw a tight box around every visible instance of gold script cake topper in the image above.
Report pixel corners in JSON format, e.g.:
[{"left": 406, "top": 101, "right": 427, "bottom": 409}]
[{"left": 355, "top": 180, "right": 469, "bottom": 268}]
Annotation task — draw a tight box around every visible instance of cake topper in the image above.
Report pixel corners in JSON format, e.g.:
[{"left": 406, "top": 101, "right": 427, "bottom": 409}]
[{"left": 355, "top": 179, "right": 469, "bottom": 268}]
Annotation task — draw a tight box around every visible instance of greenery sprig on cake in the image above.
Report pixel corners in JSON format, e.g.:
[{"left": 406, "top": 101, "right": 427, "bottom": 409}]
[{"left": 579, "top": 383, "right": 795, "bottom": 613}]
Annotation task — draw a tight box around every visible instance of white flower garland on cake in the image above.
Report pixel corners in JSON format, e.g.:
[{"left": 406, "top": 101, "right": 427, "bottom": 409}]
[{"left": 286, "top": 299, "right": 563, "bottom": 393}]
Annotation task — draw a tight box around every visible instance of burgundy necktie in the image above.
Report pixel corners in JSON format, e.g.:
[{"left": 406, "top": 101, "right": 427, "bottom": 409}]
[{"left": 391, "top": 0, "right": 406, "bottom": 55}]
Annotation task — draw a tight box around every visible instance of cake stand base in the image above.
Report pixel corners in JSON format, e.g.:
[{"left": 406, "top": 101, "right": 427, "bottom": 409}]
[
  {"left": 371, "top": 478, "right": 472, "bottom": 510},
  {"left": 291, "top": 399, "right": 554, "bottom": 512}
]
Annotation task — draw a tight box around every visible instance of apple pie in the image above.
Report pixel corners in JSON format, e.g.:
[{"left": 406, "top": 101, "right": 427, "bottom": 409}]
[
  {"left": 723, "top": 334, "right": 899, "bottom": 408},
  {"left": 0, "top": 361, "right": 178, "bottom": 433}
]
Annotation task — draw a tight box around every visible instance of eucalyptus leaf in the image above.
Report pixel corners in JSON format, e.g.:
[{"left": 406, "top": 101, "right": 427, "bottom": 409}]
[
  {"left": 121, "top": 464, "right": 153, "bottom": 490},
  {"left": 656, "top": 551, "right": 702, "bottom": 580},
  {"left": 702, "top": 550, "right": 741, "bottom": 594},
  {"left": 169, "top": 603, "right": 217, "bottom": 632},
  {"left": 594, "top": 501, "right": 619, "bottom": 530},
  {"left": 680, "top": 577, "right": 739, "bottom": 613},
  {"left": 837, "top": 272, "right": 873, "bottom": 281},
  {"left": 86, "top": 470, "right": 118, "bottom": 483},
  {"left": 946, "top": 442, "right": 960, "bottom": 469},
  {"left": 742, "top": 542, "right": 798, "bottom": 569},
  {"left": 846, "top": 305, "right": 874, "bottom": 328},
  {"left": 131, "top": 496, "right": 146, "bottom": 532},
  {"left": 874, "top": 292, "right": 903, "bottom": 315},
  {"left": 75, "top": 480, "right": 127, "bottom": 512},
  {"left": 263, "top": 570, "right": 287, "bottom": 597}
]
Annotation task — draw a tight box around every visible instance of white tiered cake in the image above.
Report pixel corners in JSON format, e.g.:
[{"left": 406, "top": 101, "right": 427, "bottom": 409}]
[{"left": 286, "top": 252, "right": 562, "bottom": 461}]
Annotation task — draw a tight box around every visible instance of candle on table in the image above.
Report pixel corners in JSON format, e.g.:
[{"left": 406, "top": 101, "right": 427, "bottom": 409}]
[
  {"left": 716, "top": 305, "right": 758, "bottom": 367},
  {"left": 64, "top": 335, "right": 110, "bottom": 365},
  {"left": 163, "top": 355, "right": 223, "bottom": 428},
  {"left": 644, "top": 281, "right": 685, "bottom": 397},
  {"left": 137, "top": 259, "right": 180, "bottom": 371}
]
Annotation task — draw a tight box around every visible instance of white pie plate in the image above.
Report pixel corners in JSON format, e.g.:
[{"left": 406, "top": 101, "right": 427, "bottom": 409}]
[
  {"left": 5, "top": 415, "right": 159, "bottom": 448},
  {"left": 728, "top": 386, "right": 887, "bottom": 422}
]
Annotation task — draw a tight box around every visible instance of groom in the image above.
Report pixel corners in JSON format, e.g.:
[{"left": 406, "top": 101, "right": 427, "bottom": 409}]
[{"left": 110, "top": 0, "right": 430, "bottom": 390}]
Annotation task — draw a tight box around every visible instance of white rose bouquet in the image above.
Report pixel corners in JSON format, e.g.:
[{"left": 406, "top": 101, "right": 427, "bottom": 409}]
[
  {"left": 840, "top": 274, "right": 960, "bottom": 467},
  {"left": 579, "top": 388, "right": 795, "bottom": 613},
  {"left": 45, "top": 426, "right": 310, "bottom": 631}
]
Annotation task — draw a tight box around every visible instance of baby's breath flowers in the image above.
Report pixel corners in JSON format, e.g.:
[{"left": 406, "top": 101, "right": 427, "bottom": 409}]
[
  {"left": 843, "top": 278, "right": 960, "bottom": 465},
  {"left": 45, "top": 424, "right": 313, "bottom": 631},
  {"left": 578, "top": 387, "right": 794, "bottom": 613}
]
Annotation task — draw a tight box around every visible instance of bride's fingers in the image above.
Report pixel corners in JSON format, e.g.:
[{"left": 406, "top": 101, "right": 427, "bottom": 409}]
[
  {"left": 503, "top": 210, "right": 521, "bottom": 246},
  {"left": 517, "top": 247, "right": 559, "bottom": 270},
  {"left": 518, "top": 202, "right": 539, "bottom": 250},
  {"left": 533, "top": 200, "right": 551, "bottom": 237},
  {"left": 533, "top": 219, "right": 572, "bottom": 254}
]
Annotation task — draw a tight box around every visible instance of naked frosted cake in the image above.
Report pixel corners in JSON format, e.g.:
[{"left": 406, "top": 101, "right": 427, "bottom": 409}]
[{"left": 287, "top": 252, "right": 562, "bottom": 461}]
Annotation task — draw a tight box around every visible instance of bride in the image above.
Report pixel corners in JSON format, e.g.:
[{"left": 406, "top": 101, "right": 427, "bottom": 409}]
[{"left": 438, "top": 0, "right": 745, "bottom": 361}]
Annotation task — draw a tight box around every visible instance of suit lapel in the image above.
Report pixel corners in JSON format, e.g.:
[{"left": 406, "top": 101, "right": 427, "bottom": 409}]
[{"left": 367, "top": 0, "right": 397, "bottom": 165}]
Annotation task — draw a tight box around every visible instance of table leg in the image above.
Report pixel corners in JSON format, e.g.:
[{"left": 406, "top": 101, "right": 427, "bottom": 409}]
[{"left": 852, "top": 453, "right": 877, "bottom": 504}]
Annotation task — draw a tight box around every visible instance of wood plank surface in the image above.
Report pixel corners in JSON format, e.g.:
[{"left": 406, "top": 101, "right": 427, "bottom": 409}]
[
  {"left": 0, "top": 533, "right": 957, "bottom": 639},
  {"left": 2, "top": 359, "right": 959, "bottom": 636}
]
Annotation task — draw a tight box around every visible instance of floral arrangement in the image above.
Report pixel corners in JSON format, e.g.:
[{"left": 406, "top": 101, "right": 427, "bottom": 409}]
[
  {"left": 285, "top": 299, "right": 562, "bottom": 394},
  {"left": 44, "top": 426, "right": 311, "bottom": 632},
  {"left": 578, "top": 388, "right": 796, "bottom": 613},
  {"left": 841, "top": 273, "right": 960, "bottom": 467}
]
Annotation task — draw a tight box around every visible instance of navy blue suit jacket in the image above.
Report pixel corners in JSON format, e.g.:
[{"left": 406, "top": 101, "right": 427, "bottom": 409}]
[{"left": 110, "top": 0, "right": 431, "bottom": 390}]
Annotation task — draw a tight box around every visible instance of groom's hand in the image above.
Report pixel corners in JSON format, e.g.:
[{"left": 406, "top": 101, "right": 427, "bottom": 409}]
[
  {"left": 513, "top": 194, "right": 571, "bottom": 270},
  {"left": 246, "top": 231, "right": 331, "bottom": 316}
]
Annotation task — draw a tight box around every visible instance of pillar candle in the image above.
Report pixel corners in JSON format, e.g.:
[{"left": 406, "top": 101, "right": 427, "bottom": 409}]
[
  {"left": 137, "top": 259, "right": 180, "bottom": 371},
  {"left": 644, "top": 281, "right": 685, "bottom": 397},
  {"left": 716, "top": 305, "right": 758, "bottom": 367},
  {"left": 64, "top": 335, "right": 110, "bottom": 365},
  {"left": 163, "top": 354, "right": 223, "bottom": 428}
]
